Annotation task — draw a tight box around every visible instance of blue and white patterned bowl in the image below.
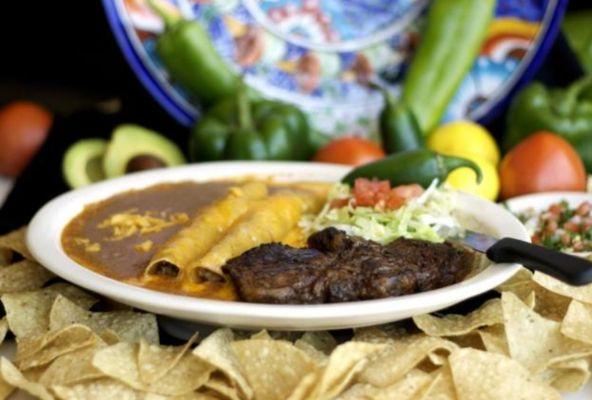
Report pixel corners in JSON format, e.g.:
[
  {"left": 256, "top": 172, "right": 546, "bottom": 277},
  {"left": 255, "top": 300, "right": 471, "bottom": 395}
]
[{"left": 103, "top": 0, "right": 567, "bottom": 138}]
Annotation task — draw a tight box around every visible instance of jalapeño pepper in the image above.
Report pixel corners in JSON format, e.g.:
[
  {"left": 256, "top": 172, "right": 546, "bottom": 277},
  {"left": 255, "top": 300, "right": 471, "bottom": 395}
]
[
  {"left": 148, "top": 0, "right": 238, "bottom": 106},
  {"left": 190, "top": 82, "right": 313, "bottom": 161},
  {"left": 505, "top": 76, "right": 592, "bottom": 171},
  {"left": 376, "top": 86, "right": 425, "bottom": 153},
  {"left": 342, "top": 149, "right": 482, "bottom": 188}
]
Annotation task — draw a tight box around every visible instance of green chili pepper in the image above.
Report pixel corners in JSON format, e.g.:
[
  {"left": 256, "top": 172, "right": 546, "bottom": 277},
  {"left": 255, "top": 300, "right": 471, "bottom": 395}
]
[
  {"left": 402, "top": 0, "right": 496, "bottom": 134},
  {"left": 190, "top": 82, "right": 313, "bottom": 161},
  {"left": 505, "top": 76, "right": 592, "bottom": 171},
  {"left": 148, "top": 0, "right": 238, "bottom": 106},
  {"left": 376, "top": 86, "right": 425, "bottom": 153},
  {"left": 342, "top": 149, "right": 483, "bottom": 188}
]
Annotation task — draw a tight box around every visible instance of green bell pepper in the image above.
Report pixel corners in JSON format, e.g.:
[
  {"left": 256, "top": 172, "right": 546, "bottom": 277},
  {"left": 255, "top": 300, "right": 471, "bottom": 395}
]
[
  {"left": 402, "top": 0, "right": 496, "bottom": 134},
  {"left": 505, "top": 76, "right": 592, "bottom": 171},
  {"left": 190, "top": 82, "right": 314, "bottom": 161},
  {"left": 148, "top": 0, "right": 238, "bottom": 106},
  {"left": 376, "top": 86, "right": 425, "bottom": 153},
  {"left": 342, "top": 149, "right": 482, "bottom": 189},
  {"left": 563, "top": 11, "right": 592, "bottom": 73}
]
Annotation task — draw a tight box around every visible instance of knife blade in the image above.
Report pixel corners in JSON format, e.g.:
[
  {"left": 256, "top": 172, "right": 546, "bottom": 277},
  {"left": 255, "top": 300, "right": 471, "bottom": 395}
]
[{"left": 455, "top": 230, "right": 592, "bottom": 286}]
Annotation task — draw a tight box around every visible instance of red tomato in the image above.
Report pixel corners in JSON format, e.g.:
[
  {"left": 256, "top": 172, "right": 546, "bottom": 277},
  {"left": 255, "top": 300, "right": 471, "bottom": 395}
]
[
  {"left": 313, "top": 137, "right": 385, "bottom": 166},
  {"left": 499, "top": 132, "right": 586, "bottom": 199},
  {"left": 0, "top": 101, "right": 53, "bottom": 177}
]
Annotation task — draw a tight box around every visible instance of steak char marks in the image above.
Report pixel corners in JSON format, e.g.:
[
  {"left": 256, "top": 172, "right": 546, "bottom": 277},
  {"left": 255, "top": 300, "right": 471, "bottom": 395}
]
[{"left": 223, "top": 227, "right": 475, "bottom": 304}]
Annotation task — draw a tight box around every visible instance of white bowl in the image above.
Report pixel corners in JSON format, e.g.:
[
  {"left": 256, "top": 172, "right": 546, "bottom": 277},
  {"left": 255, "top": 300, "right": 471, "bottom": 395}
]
[
  {"left": 505, "top": 191, "right": 592, "bottom": 215},
  {"left": 27, "top": 162, "right": 528, "bottom": 331}
]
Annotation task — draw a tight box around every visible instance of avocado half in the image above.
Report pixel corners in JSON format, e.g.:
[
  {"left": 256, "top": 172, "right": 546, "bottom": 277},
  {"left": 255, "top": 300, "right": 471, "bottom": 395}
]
[
  {"left": 62, "top": 138, "right": 108, "bottom": 188},
  {"left": 102, "top": 124, "right": 186, "bottom": 178}
]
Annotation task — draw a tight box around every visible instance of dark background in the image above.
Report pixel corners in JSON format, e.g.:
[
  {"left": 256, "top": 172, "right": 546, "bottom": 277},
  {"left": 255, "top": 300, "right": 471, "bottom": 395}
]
[{"left": 0, "top": 0, "right": 589, "bottom": 233}]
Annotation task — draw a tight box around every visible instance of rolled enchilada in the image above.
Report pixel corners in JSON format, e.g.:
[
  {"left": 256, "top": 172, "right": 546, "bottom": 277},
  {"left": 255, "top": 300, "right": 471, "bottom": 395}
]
[
  {"left": 144, "top": 181, "right": 268, "bottom": 280},
  {"left": 189, "top": 188, "right": 325, "bottom": 283}
]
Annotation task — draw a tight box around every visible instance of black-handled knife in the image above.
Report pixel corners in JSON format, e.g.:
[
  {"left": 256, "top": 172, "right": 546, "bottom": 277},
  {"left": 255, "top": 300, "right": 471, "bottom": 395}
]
[{"left": 461, "top": 230, "right": 592, "bottom": 286}]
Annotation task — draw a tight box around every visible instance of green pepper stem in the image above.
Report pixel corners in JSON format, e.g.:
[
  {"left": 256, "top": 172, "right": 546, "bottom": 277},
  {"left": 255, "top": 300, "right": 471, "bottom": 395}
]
[
  {"left": 556, "top": 75, "right": 592, "bottom": 116},
  {"left": 146, "top": 0, "right": 180, "bottom": 30},
  {"left": 439, "top": 154, "right": 483, "bottom": 184},
  {"left": 369, "top": 82, "right": 397, "bottom": 109},
  {"left": 236, "top": 80, "right": 254, "bottom": 131}
]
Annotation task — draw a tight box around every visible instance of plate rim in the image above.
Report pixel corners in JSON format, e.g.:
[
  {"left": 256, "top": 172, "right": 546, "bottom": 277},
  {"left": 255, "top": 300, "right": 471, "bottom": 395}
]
[{"left": 26, "top": 161, "right": 528, "bottom": 328}]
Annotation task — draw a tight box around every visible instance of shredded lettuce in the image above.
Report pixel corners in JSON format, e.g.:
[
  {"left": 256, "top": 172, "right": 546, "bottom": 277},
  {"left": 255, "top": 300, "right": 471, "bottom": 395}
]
[{"left": 300, "top": 180, "right": 464, "bottom": 244}]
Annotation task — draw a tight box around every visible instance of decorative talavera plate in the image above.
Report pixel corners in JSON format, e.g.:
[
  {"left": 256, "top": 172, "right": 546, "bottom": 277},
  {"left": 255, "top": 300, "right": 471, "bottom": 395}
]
[{"left": 103, "top": 0, "right": 567, "bottom": 138}]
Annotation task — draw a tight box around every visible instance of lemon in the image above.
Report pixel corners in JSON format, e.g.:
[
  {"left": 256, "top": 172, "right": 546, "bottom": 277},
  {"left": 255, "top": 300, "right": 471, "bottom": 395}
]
[
  {"left": 445, "top": 156, "right": 500, "bottom": 201},
  {"left": 428, "top": 121, "right": 500, "bottom": 166}
]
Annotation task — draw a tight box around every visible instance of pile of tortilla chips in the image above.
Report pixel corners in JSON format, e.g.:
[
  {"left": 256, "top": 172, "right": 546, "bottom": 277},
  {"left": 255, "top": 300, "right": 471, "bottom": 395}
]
[{"left": 1, "top": 227, "right": 592, "bottom": 399}]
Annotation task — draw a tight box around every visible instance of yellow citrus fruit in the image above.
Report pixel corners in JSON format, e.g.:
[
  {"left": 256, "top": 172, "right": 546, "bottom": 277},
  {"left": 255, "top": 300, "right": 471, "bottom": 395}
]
[
  {"left": 428, "top": 121, "right": 500, "bottom": 166},
  {"left": 445, "top": 156, "right": 500, "bottom": 201}
]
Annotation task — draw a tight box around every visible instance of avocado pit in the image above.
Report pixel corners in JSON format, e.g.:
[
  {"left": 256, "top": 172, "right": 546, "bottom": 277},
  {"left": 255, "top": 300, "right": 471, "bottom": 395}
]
[{"left": 125, "top": 154, "right": 167, "bottom": 173}]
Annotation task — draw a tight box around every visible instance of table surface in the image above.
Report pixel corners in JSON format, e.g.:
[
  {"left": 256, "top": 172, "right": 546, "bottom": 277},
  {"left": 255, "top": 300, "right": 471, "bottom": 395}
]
[{"left": 0, "top": 180, "right": 591, "bottom": 399}]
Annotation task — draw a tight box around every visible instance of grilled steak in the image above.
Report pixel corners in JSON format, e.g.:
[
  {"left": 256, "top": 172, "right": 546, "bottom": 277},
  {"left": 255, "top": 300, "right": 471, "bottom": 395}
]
[{"left": 223, "top": 227, "right": 475, "bottom": 304}]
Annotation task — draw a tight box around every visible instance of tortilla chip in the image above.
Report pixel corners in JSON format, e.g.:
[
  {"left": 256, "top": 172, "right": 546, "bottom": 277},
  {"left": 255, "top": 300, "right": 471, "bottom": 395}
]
[
  {"left": 49, "top": 295, "right": 158, "bottom": 344},
  {"left": 287, "top": 371, "right": 320, "bottom": 400},
  {"left": 296, "top": 331, "right": 336, "bottom": 355},
  {"left": 249, "top": 330, "right": 272, "bottom": 340},
  {"left": 357, "top": 335, "right": 457, "bottom": 388},
  {"left": 413, "top": 299, "right": 502, "bottom": 337},
  {"left": 417, "top": 363, "right": 456, "bottom": 400},
  {"left": 499, "top": 277, "right": 570, "bottom": 321},
  {"left": 138, "top": 333, "right": 199, "bottom": 384},
  {"left": 560, "top": 300, "right": 592, "bottom": 344},
  {"left": 502, "top": 292, "right": 592, "bottom": 373},
  {"left": 15, "top": 324, "right": 99, "bottom": 370},
  {"left": 51, "top": 378, "right": 140, "bottom": 400},
  {"left": 533, "top": 272, "right": 592, "bottom": 304},
  {"left": 0, "top": 260, "right": 54, "bottom": 294},
  {"left": 291, "top": 332, "right": 335, "bottom": 365},
  {"left": 446, "top": 331, "right": 485, "bottom": 350},
  {"left": 93, "top": 342, "right": 213, "bottom": 396},
  {"left": 308, "top": 341, "right": 385, "bottom": 399},
  {"left": 449, "top": 348, "right": 561, "bottom": 400},
  {"left": 38, "top": 345, "right": 105, "bottom": 387},
  {"left": 374, "top": 369, "right": 433, "bottom": 400},
  {"left": 0, "top": 227, "right": 32, "bottom": 261},
  {"left": 202, "top": 374, "right": 242, "bottom": 400},
  {"left": 0, "top": 320, "right": 7, "bottom": 348},
  {"left": 0, "top": 357, "right": 52, "bottom": 400},
  {"left": 477, "top": 325, "right": 509, "bottom": 356},
  {"left": 496, "top": 268, "right": 533, "bottom": 290},
  {"left": 2, "top": 283, "right": 97, "bottom": 339},
  {"left": 230, "top": 339, "right": 316, "bottom": 400},
  {"left": 352, "top": 325, "right": 410, "bottom": 344},
  {"left": 193, "top": 329, "right": 253, "bottom": 400},
  {"left": 539, "top": 358, "right": 591, "bottom": 392}
]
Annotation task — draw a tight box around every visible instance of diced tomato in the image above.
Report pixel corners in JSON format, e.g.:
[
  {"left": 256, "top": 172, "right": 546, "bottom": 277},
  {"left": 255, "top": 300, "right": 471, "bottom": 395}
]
[
  {"left": 549, "top": 203, "right": 563, "bottom": 215},
  {"left": 353, "top": 178, "right": 391, "bottom": 207},
  {"left": 386, "top": 196, "right": 407, "bottom": 210},
  {"left": 563, "top": 221, "right": 580, "bottom": 233},
  {"left": 391, "top": 184, "right": 423, "bottom": 200},
  {"left": 349, "top": 179, "right": 423, "bottom": 210},
  {"left": 561, "top": 233, "right": 572, "bottom": 246},
  {"left": 544, "top": 220, "right": 558, "bottom": 235},
  {"left": 329, "top": 198, "right": 350, "bottom": 209},
  {"left": 531, "top": 234, "right": 541, "bottom": 245},
  {"left": 577, "top": 201, "right": 591, "bottom": 216}
]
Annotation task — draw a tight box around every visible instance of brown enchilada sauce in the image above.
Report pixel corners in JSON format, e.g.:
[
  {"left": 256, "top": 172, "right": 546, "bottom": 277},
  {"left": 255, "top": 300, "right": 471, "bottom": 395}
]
[{"left": 62, "top": 181, "right": 234, "bottom": 299}]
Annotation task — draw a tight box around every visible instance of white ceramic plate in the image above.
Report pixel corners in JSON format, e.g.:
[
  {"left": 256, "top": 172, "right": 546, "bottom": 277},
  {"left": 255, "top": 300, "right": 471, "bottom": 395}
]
[{"left": 27, "top": 162, "right": 528, "bottom": 331}]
